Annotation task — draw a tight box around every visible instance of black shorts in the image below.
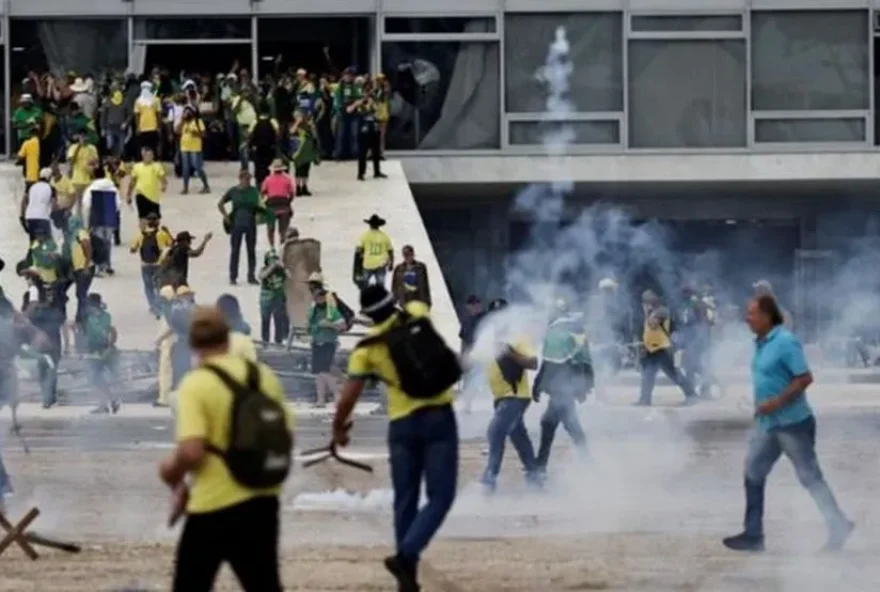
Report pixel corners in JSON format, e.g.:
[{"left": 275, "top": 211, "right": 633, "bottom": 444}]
[
  {"left": 311, "top": 342, "right": 337, "bottom": 374},
  {"left": 136, "top": 194, "right": 161, "bottom": 220},
  {"left": 294, "top": 163, "right": 311, "bottom": 178}
]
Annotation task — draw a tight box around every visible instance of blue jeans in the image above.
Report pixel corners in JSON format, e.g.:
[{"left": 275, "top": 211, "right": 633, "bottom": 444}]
[
  {"left": 536, "top": 395, "right": 586, "bottom": 469},
  {"left": 106, "top": 129, "right": 127, "bottom": 157},
  {"left": 0, "top": 448, "right": 11, "bottom": 496},
  {"left": 141, "top": 265, "right": 159, "bottom": 314},
  {"left": 333, "top": 113, "right": 358, "bottom": 160},
  {"left": 482, "top": 398, "right": 538, "bottom": 486},
  {"left": 639, "top": 348, "right": 696, "bottom": 404},
  {"left": 388, "top": 404, "right": 458, "bottom": 562},
  {"left": 743, "top": 416, "right": 847, "bottom": 537},
  {"left": 181, "top": 151, "right": 209, "bottom": 191}
]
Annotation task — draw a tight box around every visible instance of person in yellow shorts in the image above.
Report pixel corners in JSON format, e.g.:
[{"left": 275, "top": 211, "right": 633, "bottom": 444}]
[
  {"left": 158, "top": 305, "right": 292, "bottom": 591},
  {"left": 127, "top": 146, "right": 167, "bottom": 228},
  {"left": 354, "top": 214, "right": 393, "bottom": 289}
]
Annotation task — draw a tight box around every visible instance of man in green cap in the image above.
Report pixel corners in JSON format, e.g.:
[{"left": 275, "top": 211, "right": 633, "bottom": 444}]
[
  {"left": 13, "top": 94, "right": 42, "bottom": 147},
  {"left": 532, "top": 301, "right": 593, "bottom": 473}
]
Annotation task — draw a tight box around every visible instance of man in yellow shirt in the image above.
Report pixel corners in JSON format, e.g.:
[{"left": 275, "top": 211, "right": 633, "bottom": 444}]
[
  {"left": 480, "top": 298, "right": 541, "bottom": 493},
  {"left": 332, "top": 285, "right": 457, "bottom": 592},
  {"left": 66, "top": 130, "right": 99, "bottom": 214},
  {"left": 354, "top": 214, "right": 393, "bottom": 289},
  {"left": 134, "top": 81, "right": 161, "bottom": 155},
  {"left": 127, "top": 146, "right": 167, "bottom": 227},
  {"left": 177, "top": 107, "right": 210, "bottom": 195},
  {"left": 159, "top": 305, "right": 291, "bottom": 591},
  {"left": 130, "top": 212, "right": 173, "bottom": 316},
  {"left": 16, "top": 131, "right": 40, "bottom": 195},
  {"left": 637, "top": 290, "right": 697, "bottom": 406}
]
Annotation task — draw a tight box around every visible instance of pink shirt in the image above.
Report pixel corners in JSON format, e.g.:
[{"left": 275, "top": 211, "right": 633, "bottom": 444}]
[{"left": 261, "top": 173, "right": 295, "bottom": 199}]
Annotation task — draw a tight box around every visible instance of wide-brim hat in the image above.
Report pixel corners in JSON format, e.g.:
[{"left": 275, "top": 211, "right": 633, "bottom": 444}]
[
  {"left": 364, "top": 214, "right": 386, "bottom": 227},
  {"left": 176, "top": 231, "right": 194, "bottom": 242},
  {"left": 307, "top": 271, "right": 324, "bottom": 283},
  {"left": 269, "top": 158, "right": 286, "bottom": 172},
  {"left": 70, "top": 78, "right": 89, "bottom": 93}
]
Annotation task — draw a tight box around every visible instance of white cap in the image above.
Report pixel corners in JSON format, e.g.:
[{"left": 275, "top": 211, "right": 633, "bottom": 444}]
[
  {"left": 598, "top": 278, "right": 618, "bottom": 290},
  {"left": 38, "top": 167, "right": 52, "bottom": 180},
  {"left": 140, "top": 81, "right": 152, "bottom": 89},
  {"left": 20, "top": 93, "right": 33, "bottom": 102}
]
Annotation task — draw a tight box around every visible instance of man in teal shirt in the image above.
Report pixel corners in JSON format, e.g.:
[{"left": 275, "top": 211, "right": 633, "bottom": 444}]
[
  {"left": 532, "top": 303, "right": 592, "bottom": 473},
  {"left": 723, "top": 294, "right": 853, "bottom": 553},
  {"left": 308, "top": 288, "right": 345, "bottom": 406}
]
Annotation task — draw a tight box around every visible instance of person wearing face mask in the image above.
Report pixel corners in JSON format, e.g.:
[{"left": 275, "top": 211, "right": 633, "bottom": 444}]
[
  {"left": 135, "top": 81, "right": 162, "bottom": 155},
  {"left": 101, "top": 81, "right": 130, "bottom": 158}
]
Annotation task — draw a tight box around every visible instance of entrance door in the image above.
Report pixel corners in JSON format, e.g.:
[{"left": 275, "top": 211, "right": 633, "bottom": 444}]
[{"left": 794, "top": 249, "right": 834, "bottom": 343}]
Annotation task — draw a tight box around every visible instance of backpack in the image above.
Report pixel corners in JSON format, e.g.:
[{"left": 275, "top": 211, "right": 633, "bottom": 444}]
[
  {"left": 84, "top": 308, "right": 112, "bottom": 351},
  {"left": 140, "top": 230, "right": 161, "bottom": 264},
  {"left": 203, "top": 362, "right": 293, "bottom": 489},
  {"left": 358, "top": 310, "right": 461, "bottom": 400}
]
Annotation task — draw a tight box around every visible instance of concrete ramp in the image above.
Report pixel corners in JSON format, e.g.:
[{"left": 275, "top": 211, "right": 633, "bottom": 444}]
[
  {"left": 292, "top": 160, "right": 459, "bottom": 347},
  {"left": 0, "top": 160, "right": 459, "bottom": 351}
]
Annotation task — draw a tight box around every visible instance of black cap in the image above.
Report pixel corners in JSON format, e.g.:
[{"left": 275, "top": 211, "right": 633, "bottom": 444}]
[{"left": 176, "top": 231, "right": 194, "bottom": 242}]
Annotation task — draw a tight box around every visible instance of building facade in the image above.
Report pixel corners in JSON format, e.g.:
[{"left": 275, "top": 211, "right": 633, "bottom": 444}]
[{"left": 4, "top": 0, "right": 880, "bottom": 336}]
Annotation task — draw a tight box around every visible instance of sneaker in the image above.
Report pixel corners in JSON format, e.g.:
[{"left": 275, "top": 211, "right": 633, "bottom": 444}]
[
  {"left": 42, "top": 401, "right": 56, "bottom": 410},
  {"left": 200, "top": 187, "right": 211, "bottom": 195},
  {"left": 383, "top": 555, "right": 420, "bottom": 592},
  {"left": 111, "top": 400, "right": 121, "bottom": 415},
  {"left": 181, "top": 189, "right": 189, "bottom": 196},
  {"left": 90, "top": 404, "right": 110, "bottom": 415},
  {"left": 823, "top": 520, "right": 855, "bottom": 552},
  {"left": 230, "top": 279, "right": 238, "bottom": 286},
  {"left": 722, "top": 532, "right": 765, "bottom": 552},
  {"left": 301, "top": 188, "right": 312, "bottom": 196},
  {"left": 633, "top": 400, "right": 651, "bottom": 407},
  {"left": 681, "top": 396, "right": 699, "bottom": 407},
  {"left": 247, "top": 278, "right": 259, "bottom": 286},
  {"left": 105, "top": 267, "right": 115, "bottom": 276},
  {"left": 374, "top": 172, "right": 388, "bottom": 179},
  {"left": 357, "top": 175, "right": 365, "bottom": 181},
  {"left": 152, "top": 401, "right": 169, "bottom": 408}
]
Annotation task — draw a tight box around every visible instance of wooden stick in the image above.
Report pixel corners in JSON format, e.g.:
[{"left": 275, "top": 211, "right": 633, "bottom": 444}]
[{"left": 0, "top": 508, "right": 40, "bottom": 559}]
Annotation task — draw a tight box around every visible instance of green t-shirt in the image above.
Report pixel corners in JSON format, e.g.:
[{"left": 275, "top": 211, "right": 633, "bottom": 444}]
[
  {"left": 308, "top": 303, "right": 343, "bottom": 345},
  {"left": 224, "top": 185, "right": 260, "bottom": 227}
]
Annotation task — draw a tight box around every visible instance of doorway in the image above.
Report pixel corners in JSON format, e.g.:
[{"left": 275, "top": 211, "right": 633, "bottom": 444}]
[{"left": 256, "top": 17, "right": 371, "bottom": 79}]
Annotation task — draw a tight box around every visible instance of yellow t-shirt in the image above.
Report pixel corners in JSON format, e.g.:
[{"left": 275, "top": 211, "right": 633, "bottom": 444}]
[
  {"left": 180, "top": 120, "right": 205, "bottom": 153},
  {"left": 71, "top": 229, "right": 91, "bottom": 271},
  {"left": 229, "top": 332, "right": 258, "bottom": 362},
  {"left": 130, "top": 227, "right": 173, "bottom": 264},
  {"left": 175, "top": 355, "right": 294, "bottom": 514},
  {"left": 488, "top": 340, "right": 535, "bottom": 400},
  {"left": 135, "top": 98, "right": 161, "bottom": 133},
  {"left": 643, "top": 319, "right": 671, "bottom": 354},
  {"left": 347, "top": 302, "right": 454, "bottom": 421},
  {"left": 358, "top": 229, "right": 392, "bottom": 271},
  {"left": 17, "top": 136, "right": 40, "bottom": 183},
  {"left": 52, "top": 175, "right": 75, "bottom": 209},
  {"left": 131, "top": 162, "right": 166, "bottom": 203},
  {"left": 66, "top": 143, "right": 98, "bottom": 186}
]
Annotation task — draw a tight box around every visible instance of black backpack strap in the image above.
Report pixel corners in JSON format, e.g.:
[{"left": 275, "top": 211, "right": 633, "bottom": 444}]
[
  {"left": 201, "top": 362, "right": 255, "bottom": 456},
  {"left": 357, "top": 309, "right": 409, "bottom": 348}
]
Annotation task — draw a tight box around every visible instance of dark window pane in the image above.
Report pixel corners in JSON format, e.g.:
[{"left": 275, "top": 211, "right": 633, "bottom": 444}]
[
  {"left": 628, "top": 39, "right": 746, "bottom": 148},
  {"left": 10, "top": 19, "right": 128, "bottom": 82},
  {"left": 751, "top": 11, "right": 869, "bottom": 110},
  {"left": 509, "top": 120, "right": 619, "bottom": 145},
  {"left": 505, "top": 13, "right": 622, "bottom": 113},
  {"left": 384, "top": 17, "right": 496, "bottom": 35},
  {"left": 631, "top": 15, "right": 742, "bottom": 32},
  {"left": 257, "top": 18, "right": 371, "bottom": 79},
  {"left": 755, "top": 118, "right": 865, "bottom": 143},
  {"left": 382, "top": 41, "right": 500, "bottom": 150},
  {"left": 136, "top": 18, "right": 251, "bottom": 40}
]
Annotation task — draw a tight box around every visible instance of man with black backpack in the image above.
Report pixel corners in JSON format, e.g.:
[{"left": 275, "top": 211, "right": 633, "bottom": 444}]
[
  {"left": 130, "top": 212, "right": 173, "bottom": 316},
  {"left": 159, "top": 305, "right": 292, "bottom": 592},
  {"left": 332, "top": 285, "right": 461, "bottom": 592}
]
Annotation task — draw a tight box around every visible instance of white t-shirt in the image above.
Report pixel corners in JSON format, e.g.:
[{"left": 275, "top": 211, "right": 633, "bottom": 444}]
[{"left": 25, "top": 181, "right": 54, "bottom": 220}]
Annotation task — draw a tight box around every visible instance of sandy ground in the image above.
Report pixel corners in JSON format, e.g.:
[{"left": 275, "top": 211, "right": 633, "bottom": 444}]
[{"left": 2, "top": 399, "right": 880, "bottom": 592}]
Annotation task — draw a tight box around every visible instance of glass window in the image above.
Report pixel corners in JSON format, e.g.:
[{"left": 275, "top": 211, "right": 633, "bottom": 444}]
[
  {"left": 384, "top": 17, "right": 496, "bottom": 35},
  {"left": 381, "top": 41, "right": 500, "bottom": 150},
  {"left": 631, "top": 15, "right": 742, "bottom": 32},
  {"left": 135, "top": 17, "right": 252, "bottom": 40},
  {"left": 755, "top": 118, "right": 865, "bottom": 143},
  {"left": 628, "top": 39, "right": 746, "bottom": 148},
  {"left": 751, "top": 11, "right": 869, "bottom": 111},
  {"left": 257, "top": 18, "right": 371, "bottom": 80},
  {"left": 505, "top": 13, "right": 623, "bottom": 113},
  {"left": 509, "top": 120, "right": 619, "bottom": 145}
]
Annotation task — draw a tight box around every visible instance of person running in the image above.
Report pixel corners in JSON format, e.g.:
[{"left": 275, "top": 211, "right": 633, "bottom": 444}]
[
  {"left": 159, "top": 305, "right": 291, "bottom": 592},
  {"left": 353, "top": 214, "right": 393, "bottom": 289},
  {"left": 532, "top": 303, "right": 592, "bottom": 474},
  {"left": 332, "top": 285, "right": 458, "bottom": 592},
  {"left": 156, "top": 231, "right": 212, "bottom": 289},
  {"left": 723, "top": 294, "right": 854, "bottom": 553},
  {"left": 127, "top": 146, "right": 167, "bottom": 229},
  {"left": 82, "top": 166, "right": 122, "bottom": 277},
  {"left": 480, "top": 298, "right": 541, "bottom": 492},
  {"left": 130, "top": 212, "right": 174, "bottom": 316},
  {"left": 218, "top": 170, "right": 261, "bottom": 286},
  {"left": 260, "top": 159, "right": 294, "bottom": 248}
]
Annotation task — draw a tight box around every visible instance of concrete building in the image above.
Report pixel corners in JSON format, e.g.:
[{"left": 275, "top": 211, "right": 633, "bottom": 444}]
[{"left": 4, "top": 0, "right": 880, "bottom": 338}]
